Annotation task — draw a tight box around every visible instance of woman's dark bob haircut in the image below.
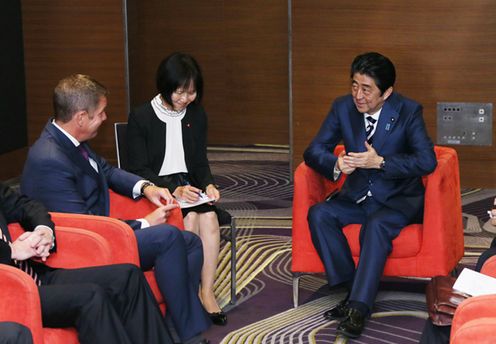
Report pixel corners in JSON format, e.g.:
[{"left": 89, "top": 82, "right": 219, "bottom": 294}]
[{"left": 156, "top": 52, "right": 203, "bottom": 106}]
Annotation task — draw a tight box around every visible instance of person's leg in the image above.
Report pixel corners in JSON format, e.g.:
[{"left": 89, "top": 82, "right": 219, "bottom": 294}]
[
  {"left": 418, "top": 319, "right": 450, "bottom": 344},
  {"left": 0, "top": 322, "right": 33, "bottom": 344},
  {"left": 136, "top": 224, "right": 211, "bottom": 341},
  {"left": 307, "top": 199, "right": 368, "bottom": 287},
  {"left": 349, "top": 204, "right": 410, "bottom": 312},
  {"left": 197, "top": 211, "right": 222, "bottom": 313},
  {"left": 182, "top": 213, "right": 205, "bottom": 286},
  {"left": 41, "top": 264, "right": 172, "bottom": 344}
]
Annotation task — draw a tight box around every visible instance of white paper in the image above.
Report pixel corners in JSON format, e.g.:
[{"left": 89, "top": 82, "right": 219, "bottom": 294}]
[
  {"left": 176, "top": 192, "right": 214, "bottom": 209},
  {"left": 452, "top": 267, "right": 496, "bottom": 297}
]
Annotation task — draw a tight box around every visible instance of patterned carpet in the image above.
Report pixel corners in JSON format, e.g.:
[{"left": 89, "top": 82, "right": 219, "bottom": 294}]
[{"left": 205, "top": 147, "right": 496, "bottom": 344}]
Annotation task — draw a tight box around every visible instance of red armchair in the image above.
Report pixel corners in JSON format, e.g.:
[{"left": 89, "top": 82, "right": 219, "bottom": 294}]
[
  {"left": 0, "top": 223, "right": 114, "bottom": 344},
  {"left": 450, "top": 255, "right": 496, "bottom": 344},
  {"left": 50, "top": 190, "right": 185, "bottom": 315},
  {"left": 291, "top": 145, "right": 464, "bottom": 306}
]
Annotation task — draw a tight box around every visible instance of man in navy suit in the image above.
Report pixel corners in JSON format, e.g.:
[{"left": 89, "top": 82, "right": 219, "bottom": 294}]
[
  {"left": 21, "top": 74, "right": 210, "bottom": 344},
  {"left": 304, "top": 52, "right": 437, "bottom": 338}
]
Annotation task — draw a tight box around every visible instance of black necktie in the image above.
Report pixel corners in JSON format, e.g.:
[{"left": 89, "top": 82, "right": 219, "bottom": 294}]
[
  {"left": 365, "top": 116, "right": 377, "bottom": 143},
  {"left": 0, "top": 226, "right": 41, "bottom": 286}
]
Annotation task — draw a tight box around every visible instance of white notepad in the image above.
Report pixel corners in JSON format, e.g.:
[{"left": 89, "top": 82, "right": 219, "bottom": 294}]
[
  {"left": 176, "top": 192, "right": 215, "bottom": 209},
  {"left": 453, "top": 268, "right": 496, "bottom": 297}
]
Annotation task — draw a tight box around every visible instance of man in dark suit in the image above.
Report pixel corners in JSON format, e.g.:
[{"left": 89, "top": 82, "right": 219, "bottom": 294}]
[
  {"left": 0, "top": 322, "right": 33, "bottom": 344},
  {"left": 21, "top": 74, "right": 211, "bottom": 344},
  {"left": 304, "top": 52, "right": 437, "bottom": 338},
  {"left": 0, "top": 182, "right": 172, "bottom": 344}
]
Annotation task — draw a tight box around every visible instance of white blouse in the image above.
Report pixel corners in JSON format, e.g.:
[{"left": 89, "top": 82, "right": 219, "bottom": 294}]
[{"left": 150, "top": 94, "right": 188, "bottom": 176}]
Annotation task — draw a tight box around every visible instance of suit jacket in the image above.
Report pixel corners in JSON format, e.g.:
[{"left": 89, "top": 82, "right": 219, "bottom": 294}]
[
  {"left": 303, "top": 92, "right": 437, "bottom": 220},
  {"left": 0, "top": 182, "right": 55, "bottom": 267},
  {"left": 127, "top": 102, "right": 215, "bottom": 192},
  {"left": 21, "top": 121, "right": 143, "bottom": 229}
]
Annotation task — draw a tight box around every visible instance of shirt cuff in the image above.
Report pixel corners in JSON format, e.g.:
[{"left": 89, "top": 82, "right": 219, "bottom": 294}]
[
  {"left": 333, "top": 162, "right": 341, "bottom": 181},
  {"left": 137, "top": 218, "right": 150, "bottom": 229},
  {"left": 34, "top": 225, "right": 53, "bottom": 235},
  {"left": 133, "top": 180, "right": 147, "bottom": 199}
]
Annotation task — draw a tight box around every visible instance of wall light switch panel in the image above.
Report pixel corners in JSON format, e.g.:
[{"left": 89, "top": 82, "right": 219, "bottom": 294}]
[{"left": 437, "top": 102, "right": 492, "bottom": 146}]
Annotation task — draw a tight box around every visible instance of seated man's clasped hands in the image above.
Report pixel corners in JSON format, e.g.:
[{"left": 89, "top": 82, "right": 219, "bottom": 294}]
[{"left": 20, "top": 74, "right": 211, "bottom": 344}]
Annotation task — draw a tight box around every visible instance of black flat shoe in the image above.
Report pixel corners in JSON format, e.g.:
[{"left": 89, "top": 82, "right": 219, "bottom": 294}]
[
  {"left": 208, "top": 311, "right": 227, "bottom": 326},
  {"left": 336, "top": 307, "right": 366, "bottom": 338},
  {"left": 323, "top": 300, "right": 349, "bottom": 321}
]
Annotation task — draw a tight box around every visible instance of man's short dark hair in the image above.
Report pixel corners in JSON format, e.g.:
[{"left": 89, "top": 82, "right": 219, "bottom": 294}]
[
  {"left": 53, "top": 74, "right": 108, "bottom": 123},
  {"left": 350, "top": 52, "right": 396, "bottom": 95},
  {"left": 156, "top": 52, "right": 203, "bottom": 106}
]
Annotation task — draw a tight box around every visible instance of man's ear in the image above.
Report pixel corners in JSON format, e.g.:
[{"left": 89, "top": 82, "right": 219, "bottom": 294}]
[
  {"left": 382, "top": 87, "right": 393, "bottom": 101},
  {"left": 74, "top": 110, "right": 86, "bottom": 126}
]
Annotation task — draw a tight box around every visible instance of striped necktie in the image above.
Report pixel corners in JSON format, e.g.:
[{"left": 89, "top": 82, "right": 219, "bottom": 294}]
[
  {"left": 365, "top": 116, "right": 377, "bottom": 143},
  {"left": 0, "top": 226, "right": 41, "bottom": 286}
]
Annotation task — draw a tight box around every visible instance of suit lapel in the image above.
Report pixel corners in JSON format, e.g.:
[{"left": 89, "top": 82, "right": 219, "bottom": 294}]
[
  {"left": 45, "top": 123, "right": 100, "bottom": 180},
  {"left": 370, "top": 94, "right": 401, "bottom": 152}
]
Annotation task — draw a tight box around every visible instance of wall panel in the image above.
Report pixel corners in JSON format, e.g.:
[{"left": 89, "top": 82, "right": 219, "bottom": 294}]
[
  {"left": 292, "top": 0, "right": 496, "bottom": 187},
  {"left": 127, "top": 0, "right": 289, "bottom": 145},
  {"left": 21, "top": 0, "right": 127, "bottom": 163}
]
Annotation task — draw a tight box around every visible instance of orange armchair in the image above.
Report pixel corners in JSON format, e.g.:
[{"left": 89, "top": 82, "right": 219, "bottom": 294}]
[
  {"left": 450, "top": 255, "right": 496, "bottom": 344},
  {"left": 291, "top": 145, "right": 464, "bottom": 306},
  {"left": 50, "top": 190, "right": 185, "bottom": 315},
  {"left": 0, "top": 224, "right": 114, "bottom": 344}
]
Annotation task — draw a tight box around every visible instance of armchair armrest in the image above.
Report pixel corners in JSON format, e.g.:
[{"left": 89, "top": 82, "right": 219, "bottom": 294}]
[
  {"left": 0, "top": 264, "right": 43, "bottom": 344},
  {"left": 8, "top": 223, "right": 113, "bottom": 269},
  {"left": 417, "top": 147, "right": 464, "bottom": 274},
  {"left": 108, "top": 189, "right": 184, "bottom": 230},
  {"left": 480, "top": 255, "right": 496, "bottom": 278},
  {"left": 49, "top": 212, "right": 140, "bottom": 266},
  {"left": 292, "top": 160, "right": 346, "bottom": 272},
  {"left": 451, "top": 294, "right": 496, "bottom": 341},
  {"left": 451, "top": 318, "right": 496, "bottom": 344}
]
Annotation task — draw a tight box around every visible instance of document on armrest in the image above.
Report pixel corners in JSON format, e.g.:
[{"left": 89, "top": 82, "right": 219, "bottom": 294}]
[
  {"left": 453, "top": 268, "right": 496, "bottom": 297},
  {"left": 176, "top": 192, "right": 214, "bottom": 209}
]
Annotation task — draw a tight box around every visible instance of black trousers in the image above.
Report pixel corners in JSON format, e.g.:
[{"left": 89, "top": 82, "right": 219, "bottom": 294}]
[
  {"left": 38, "top": 264, "right": 172, "bottom": 344},
  {"left": 0, "top": 322, "right": 33, "bottom": 344}
]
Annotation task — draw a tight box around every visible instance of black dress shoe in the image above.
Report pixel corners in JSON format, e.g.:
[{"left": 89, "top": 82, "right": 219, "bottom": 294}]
[
  {"left": 323, "top": 300, "right": 349, "bottom": 321},
  {"left": 336, "top": 307, "right": 366, "bottom": 338},
  {"left": 208, "top": 311, "right": 227, "bottom": 326}
]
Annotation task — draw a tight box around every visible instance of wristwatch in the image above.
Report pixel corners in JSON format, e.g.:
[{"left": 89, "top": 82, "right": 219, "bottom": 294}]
[{"left": 140, "top": 181, "right": 155, "bottom": 195}]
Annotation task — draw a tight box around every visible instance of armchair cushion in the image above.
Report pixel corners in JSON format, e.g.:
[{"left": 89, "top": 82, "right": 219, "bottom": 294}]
[
  {"left": 451, "top": 294, "right": 496, "bottom": 343},
  {"left": 49, "top": 211, "right": 166, "bottom": 314}
]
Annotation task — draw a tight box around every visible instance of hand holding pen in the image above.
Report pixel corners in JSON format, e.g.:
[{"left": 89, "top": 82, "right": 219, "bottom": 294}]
[{"left": 173, "top": 184, "right": 202, "bottom": 203}]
